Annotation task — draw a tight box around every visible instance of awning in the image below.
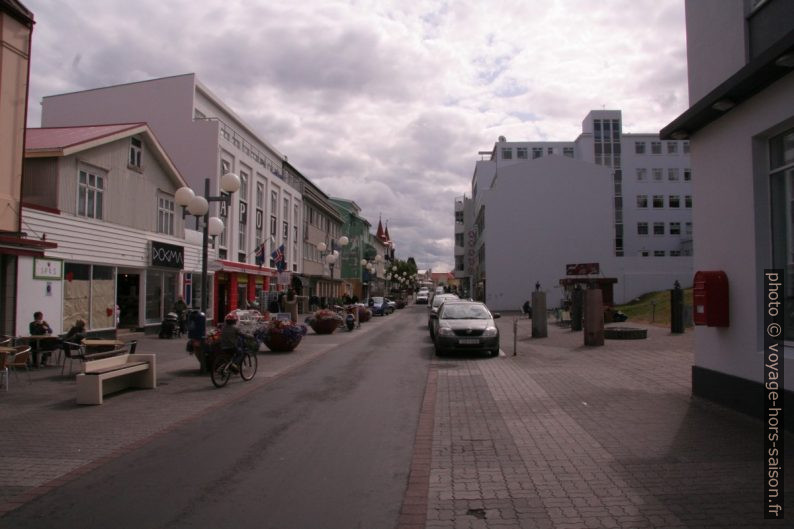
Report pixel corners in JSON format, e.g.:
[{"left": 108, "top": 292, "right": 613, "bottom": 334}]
[
  {"left": 0, "top": 232, "right": 58, "bottom": 257},
  {"left": 215, "top": 259, "right": 277, "bottom": 277}
]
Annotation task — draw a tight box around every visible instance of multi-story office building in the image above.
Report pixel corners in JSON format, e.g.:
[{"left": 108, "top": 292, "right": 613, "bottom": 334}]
[
  {"left": 455, "top": 110, "right": 693, "bottom": 309},
  {"left": 662, "top": 0, "right": 794, "bottom": 416},
  {"left": 40, "top": 74, "right": 303, "bottom": 321}
]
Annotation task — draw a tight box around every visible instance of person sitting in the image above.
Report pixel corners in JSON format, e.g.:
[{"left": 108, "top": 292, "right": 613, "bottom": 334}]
[
  {"left": 219, "top": 312, "right": 244, "bottom": 367},
  {"left": 29, "top": 311, "right": 53, "bottom": 367},
  {"left": 64, "top": 318, "right": 87, "bottom": 343}
]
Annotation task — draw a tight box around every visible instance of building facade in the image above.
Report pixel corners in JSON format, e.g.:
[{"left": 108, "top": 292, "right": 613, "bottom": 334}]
[
  {"left": 40, "top": 74, "right": 302, "bottom": 320},
  {"left": 20, "top": 124, "right": 200, "bottom": 334},
  {"left": 662, "top": 0, "right": 794, "bottom": 411},
  {"left": 456, "top": 110, "right": 694, "bottom": 309}
]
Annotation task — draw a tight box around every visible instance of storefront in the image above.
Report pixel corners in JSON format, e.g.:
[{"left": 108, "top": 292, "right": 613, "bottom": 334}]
[{"left": 212, "top": 260, "right": 277, "bottom": 321}]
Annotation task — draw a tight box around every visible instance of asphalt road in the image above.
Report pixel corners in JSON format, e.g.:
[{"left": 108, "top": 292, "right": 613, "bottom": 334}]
[{"left": 5, "top": 307, "right": 432, "bottom": 529}]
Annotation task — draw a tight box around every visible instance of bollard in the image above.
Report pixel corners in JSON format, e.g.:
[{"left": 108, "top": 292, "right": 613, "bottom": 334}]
[
  {"left": 571, "top": 288, "right": 584, "bottom": 332},
  {"left": 513, "top": 317, "right": 518, "bottom": 356},
  {"left": 671, "top": 285, "right": 684, "bottom": 334},
  {"left": 583, "top": 289, "right": 604, "bottom": 346},
  {"left": 531, "top": 291, "right": 547, "bottom": 338}
]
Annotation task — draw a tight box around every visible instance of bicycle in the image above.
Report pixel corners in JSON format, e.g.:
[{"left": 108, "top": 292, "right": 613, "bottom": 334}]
[{"left": 210, "top": 348, "right": 258, "bottom": 388}]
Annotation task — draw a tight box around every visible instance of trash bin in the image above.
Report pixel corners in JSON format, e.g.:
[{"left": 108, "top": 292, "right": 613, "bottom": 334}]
[{"left": 187, "top": 310, "right": 206, "bottom": 339}]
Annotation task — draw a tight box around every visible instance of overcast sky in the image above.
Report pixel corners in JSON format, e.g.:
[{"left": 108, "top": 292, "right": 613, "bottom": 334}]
[{"left": 23, "top": 0, "right": 688, "bottom": 272}]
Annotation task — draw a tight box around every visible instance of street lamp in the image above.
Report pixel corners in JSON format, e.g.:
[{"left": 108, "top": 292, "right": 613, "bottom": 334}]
[
  {"left": 318, "top": 236, "right": 349, "bottom": 298},
  {"left": 175, "top": 172, "right": 241, "bottom": 317}
]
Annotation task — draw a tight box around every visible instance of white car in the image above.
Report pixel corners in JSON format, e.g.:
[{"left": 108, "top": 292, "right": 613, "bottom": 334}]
[{"left": 416, "top": 289, "right": 430, "bottom": 305}]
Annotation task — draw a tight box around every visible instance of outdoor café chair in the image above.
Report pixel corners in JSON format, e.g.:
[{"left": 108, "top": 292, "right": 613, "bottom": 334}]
[
  {"left": 0, "top": 350, "right": 9, "bottom": 391},
  {"left": 61, "top": 341, "right": 86, "bottom": 376},
  {"left": 8, "top": 346, "right": 32, "bottom": 384}
]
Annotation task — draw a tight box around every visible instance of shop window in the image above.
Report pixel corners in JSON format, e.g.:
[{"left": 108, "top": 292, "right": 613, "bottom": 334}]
[
  {"left": 63, "top": 263, "right": 116, "bottom": 330},
  {"left": 91, "top": 266, "right": 115, "bottom": 329},
  {"left": 145, "top": 269, "right": 178, "bottom": 324}
]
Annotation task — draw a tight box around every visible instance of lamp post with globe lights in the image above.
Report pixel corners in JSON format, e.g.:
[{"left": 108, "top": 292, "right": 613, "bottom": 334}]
[
  {"left": 175, "top": 172, "right": 241, "bottom": 316},
  {"left": 318, "top": 236, "right": 349, "bottom": 299}
]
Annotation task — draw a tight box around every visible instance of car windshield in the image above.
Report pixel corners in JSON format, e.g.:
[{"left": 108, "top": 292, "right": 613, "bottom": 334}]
[
  {"left": 441, "top": 304, "right": 491, "bottom": 320},
  {"left": 432, "top": 295, "right": 457, "bottom": 308}
]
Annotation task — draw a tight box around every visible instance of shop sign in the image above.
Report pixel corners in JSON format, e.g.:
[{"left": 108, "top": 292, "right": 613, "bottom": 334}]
[
  {"left": 566, "top": 262, "right": 600, "bottom": 275},
  {"left": 33, "top": 257, "right": 63, "bottom": 280},
  {"left": 151, "top": 241, "right": 184, "bottom": 269},
  {"left": 239, "top": 201, "right": 248, "bottom": 224}
]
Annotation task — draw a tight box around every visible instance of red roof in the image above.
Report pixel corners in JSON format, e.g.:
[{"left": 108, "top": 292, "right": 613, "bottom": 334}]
[{"left": 26, "top": 123, "right": 145, "bottom": 151}]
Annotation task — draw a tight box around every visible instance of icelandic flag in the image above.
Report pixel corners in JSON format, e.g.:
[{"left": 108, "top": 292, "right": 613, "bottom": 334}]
[
  {"left": 255, "top": 243, "right": 266, "bottom": 267},
  {"left": 271, "top": 244, "right": 286, "bottom": 271}
]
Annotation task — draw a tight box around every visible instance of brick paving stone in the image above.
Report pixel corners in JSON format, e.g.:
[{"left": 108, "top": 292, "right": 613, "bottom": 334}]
[{"left": 418, "top": 317, "right": 794, "bottom": 528}]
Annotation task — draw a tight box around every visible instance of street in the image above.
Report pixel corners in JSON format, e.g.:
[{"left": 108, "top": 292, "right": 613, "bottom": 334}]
[{"left": 2, "top": 307, "right": 432, "bottom": 529}]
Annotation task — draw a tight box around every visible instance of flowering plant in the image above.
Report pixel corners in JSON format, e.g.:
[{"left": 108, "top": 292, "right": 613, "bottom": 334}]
[
  {"left": 313, "top": 309, "right": 342, "bottom": 321},
  {"left": 305, "top": 309, "right": 342, "bottom": 335},
  {"left": 254, "top": 319, "right": 307, "bottom": 352}
]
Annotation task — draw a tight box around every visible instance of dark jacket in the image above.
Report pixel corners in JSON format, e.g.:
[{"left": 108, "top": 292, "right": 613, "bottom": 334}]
[{"left": 29, "top": 321, "right": 52, "bottom": 336}]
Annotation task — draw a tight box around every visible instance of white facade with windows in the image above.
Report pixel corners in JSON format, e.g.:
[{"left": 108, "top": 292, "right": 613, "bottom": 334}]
[
  {"left": 40, "top": 74, "right": 304, "bottom": 317},
  {"left": 662, "top": 0, "right": 794, "bottom": 408},
  {"left": 457, "top": 110, "right": 693, "bottom": 309},
  {"left": 19, "top": 124, "right": 200, "bottom": 334}
]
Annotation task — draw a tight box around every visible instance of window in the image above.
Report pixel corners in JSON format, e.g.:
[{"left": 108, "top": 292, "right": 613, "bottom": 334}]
[
  {"left": 685, "top": 222, "right": 693, "bottom": 235},
  {"left": 685, "top": 195, "right": 692, "bottom": 208},
  {"left": 670, "top": 222, "right": 681, "bottom": 235},
  {"left": 634, "top": 141, "right": 645, "bottom": 154},
  {"left": 636, "top": 168, "right": 647, "bottom": 181},
  {"left": 270, "top": 215, "right": 277, "bottom": 237},
  {"left": 455, "top": 210, "right": 464, "bottom": 223},
  {"left": 563, "top": 147, "right": 574, "bottom": 158},
  {"left": 532, "top": 147, "right": 543, "bottom": 159},
  {"left": 129, "top": 137, "right": 142, "bottom": 167},
  {"left": 667, "top": 141, "right": 678, "bottom": 154},
  {"left": 256, "top": 182, "right": 264, "bottom": 209},
  {"left": 684, "top": 168, "right": 691, "bottom": 181},
  {"left": 641, "top": 251, "right": 649, "bottom": 257},
  {"left": 670, "top": 250, "right": 681, "bottom": 256},
  {"left": 653, "top": 195, "right": 664, "bottom": 208},
  {"left": 283, "top": 197, "right": 289, "bottom": 218},
  {"left": 239, "top": 170, "right": 249, "bottom": 202},
  {"left": 516, "top": 147, "right": 527, "bottom": 159},
  {"left": 669, "top": 195, "right": 680, "bottom": 208},
  {"left": 78, "top": 169, "right": 104, "bottom": 219},
  {"left": 282, "top": 220, "right": 288, "bottom": 240},
  {"left": 683, "top": 141, "right": 690, "bottom": 154},
  {"left": 652, "top": 168, "right": 663, "bottom": 181},
  {"left": 501, "top": 148, "right": 512, "bottom": 160},
  {"left": 668, "top": 168, "right": 679, "bottom": 181},
  {"left": 654, "top": 250, "right": 666, "bottom": 257},
  {"left": 637, "top": 222, "right": 648, "bottom": 235},
  {"left": 636, "top": 195, "right": 648, "bottom": 208},
  {"left": 62, "top": 264, "right": 116, "bottom": 330},
  {"left": 271, "top": 190, "right": 278, "bottom": 214},
  {"left": 769, "top": 128, "right": 794, "bottom": 340},
  {"left": 157, "top": 196, "right": 175, "bottom": 235},
  {"left": 455, "top": 233, "right": 464, "bottom": 247},
  {"left": 651, "top": 141, "right": 662, "bottom": 154},
  {"left": 547, "top": 147, "right": 554, "bottom": 155},
  {"left": 653, "top": 222, "right": 665, "bottom": 235}
]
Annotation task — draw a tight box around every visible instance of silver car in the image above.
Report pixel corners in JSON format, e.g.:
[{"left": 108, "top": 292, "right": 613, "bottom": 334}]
[
  {"left": 427, "top": 293, "right": 459, "bottom": 339},
  {"left": 432, "top": 301, "right": 500, "bottom": 357}
]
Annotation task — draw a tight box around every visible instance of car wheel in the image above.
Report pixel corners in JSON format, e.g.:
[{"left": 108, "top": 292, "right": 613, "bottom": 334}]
[
  {"left": 489, "top": 349, "right": 499, "bottom": 358},
  {"left": 434, "top": 343, "right": 444, "bottom": 357}
]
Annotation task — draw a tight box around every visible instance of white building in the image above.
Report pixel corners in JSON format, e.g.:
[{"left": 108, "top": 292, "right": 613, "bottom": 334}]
[
  {"left": 662, "top": 0, "right": 794, "bottom": 412},
  {"left": 20, "top": 123, "right": 199, "bottom": 334},
  {"left": 40, "top": 74, "right": 302, "bottom": 321},
  {"left": 456, "top": 110, "right": 693, "bottom": 309}
]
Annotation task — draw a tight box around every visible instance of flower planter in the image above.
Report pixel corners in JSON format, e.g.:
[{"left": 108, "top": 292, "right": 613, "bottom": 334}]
[
  {"left": 263, "top": 332, "right": 302, "bottom": 352},
  {"left": 259, "top": 321, "right": 308, "bottom": 352},
  {"left": 309, "top": 318, "right": 338, "bottom": 335},
  {"left": 358, "top": 307, "right": 372, "bottom": 322}
]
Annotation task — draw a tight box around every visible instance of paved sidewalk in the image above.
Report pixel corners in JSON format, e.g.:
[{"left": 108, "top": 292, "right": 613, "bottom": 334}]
[
  {"left": 0, "top": 313, "right": 391, "bottom": 516},
  {"left": 424, "top": 315, "right": 791, "bottom": 528}
]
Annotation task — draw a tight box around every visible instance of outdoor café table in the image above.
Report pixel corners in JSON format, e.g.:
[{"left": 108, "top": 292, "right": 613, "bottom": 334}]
[
  {"left": 18, "top": 335, "right": 61, "bottom": 367},
  {"left": 82, "top": 339, "right": 124, "bottom": 354}
]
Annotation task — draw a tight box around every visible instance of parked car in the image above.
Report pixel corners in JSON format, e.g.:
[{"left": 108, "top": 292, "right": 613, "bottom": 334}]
[
  {"left": 431, "top": 301, "right": 501, "bottom": 357},
  {"left": 369, "top": 296, "right": 395, "bottom": 316},
  {"left": 435, "top": 286, "right": 445, "bottom": 295},
  {"left": 416, "top": 289, "right": 430, "bottom": 305},
  {"left": 383, "top": 298, "right": 398, "bottom": 310},
  {"left": 427, "top": 293, "right": 460, "bottom": 339}
]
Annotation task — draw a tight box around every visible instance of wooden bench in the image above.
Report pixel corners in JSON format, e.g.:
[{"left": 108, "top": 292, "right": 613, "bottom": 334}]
[{"left": 76, "top": 353, "right": 156, "bottom": 405}]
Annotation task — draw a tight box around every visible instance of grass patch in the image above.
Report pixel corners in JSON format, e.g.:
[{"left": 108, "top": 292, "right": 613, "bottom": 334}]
[{"left": 615, "top": 288, "right": 693, "bottom": 326}]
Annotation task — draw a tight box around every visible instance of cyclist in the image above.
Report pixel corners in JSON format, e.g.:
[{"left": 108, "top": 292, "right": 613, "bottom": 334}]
[{"left": 220, "top": 312, "right": 245, "bottom": 369}]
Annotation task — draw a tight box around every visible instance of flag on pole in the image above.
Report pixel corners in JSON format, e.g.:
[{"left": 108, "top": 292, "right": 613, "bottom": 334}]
[
  {"left": 271, "top": 244, "right": 286, "bottom": 271},
  {"left": 255, "top": 243, "right": 266, "bottom": 267}
]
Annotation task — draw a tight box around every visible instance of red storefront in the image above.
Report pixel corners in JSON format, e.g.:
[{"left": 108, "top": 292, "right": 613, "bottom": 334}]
[{"left": 212, "top": 260, "right": 281, "bottom": 320}]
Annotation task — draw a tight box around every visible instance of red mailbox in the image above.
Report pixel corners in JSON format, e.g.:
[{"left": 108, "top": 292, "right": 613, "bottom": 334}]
[{"left": 693, "top": 271, "right": 729, "bottom": 327}]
